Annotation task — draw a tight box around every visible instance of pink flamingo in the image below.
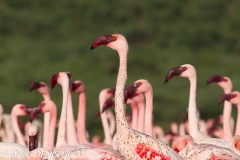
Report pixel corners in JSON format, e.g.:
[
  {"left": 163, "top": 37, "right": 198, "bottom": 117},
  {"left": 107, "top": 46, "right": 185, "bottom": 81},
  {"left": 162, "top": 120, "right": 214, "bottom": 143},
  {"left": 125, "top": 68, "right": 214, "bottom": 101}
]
[
  {"left": 91, "top": 33, "right": 182, "bottom": 159},
  {"left": 29, "top": 101, "right": 57, "bottom": 151},
  {"left": 71, "top": 80, "right": 90, "bottom": 145},
  {"left": 11, "top": 104, "right": 33, "bottom": 146},
  {"left": 164, "top": 64, "right": 228, "bottom": 148},
  {"left": 207, "top": 75, "right": 234, "bottom": 141},
  {"left": 51, "top": 72, "right": 123, "bottom": 159},
  {"left": 29, "top": 81, "right": 53, "bottom": 148},
  {"left": 172, "top": 135, "right": 240, "bottom": 159},
  {"left": 218, "top": 91, "right": 240, "bottom": 137}
]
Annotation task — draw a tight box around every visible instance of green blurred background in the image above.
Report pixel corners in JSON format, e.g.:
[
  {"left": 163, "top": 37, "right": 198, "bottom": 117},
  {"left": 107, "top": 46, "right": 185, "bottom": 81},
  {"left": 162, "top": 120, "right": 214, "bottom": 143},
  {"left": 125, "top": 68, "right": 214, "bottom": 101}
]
[{"left": 0, "top": 0, "right": 240, "bottom": 140}]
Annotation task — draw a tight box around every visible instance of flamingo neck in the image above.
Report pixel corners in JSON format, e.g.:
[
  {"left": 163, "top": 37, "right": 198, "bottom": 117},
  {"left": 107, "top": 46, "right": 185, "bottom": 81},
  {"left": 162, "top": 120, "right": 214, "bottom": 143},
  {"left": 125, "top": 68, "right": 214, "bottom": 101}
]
[
  {"left": 12, "top": 115, "right": 26, "bottom": 146},
  {"left": 67, "top": 89, "right": 79, "bottom": 145},
  {"left": 106, "top": 110, "right": 116, "bottom": 138},
  {"left": 144, "top": 89, "right": 153, "bottom": 136},
  {"left": 42, "top": 94, "right": 51, "bottom": 101},
  {"left": 99, "top": 94, "right": 112, "bottom": 145},
  {"left": 115, "top": 49, "right": 130, "bottom": 134},
  {"left": 130, "top": 102, "right": 138, "bottom": 130},
  {"left": 47, "top": 105, "right": 57, "bottom": 151},
  {"left": 222, "top": 87, "right": 233, "bottom": 140},
  {"left": 55, "top": 80, "right": 68, "bottom": 148},
  {"left": 188, "top": 75, "right": 202, "bottom": 138},
  {"left": 77, "top": 92, "right": 89, "bottom": 144},
  {"left": 137, "top": 99, "right": 145, "bottom": 133},
  {"left": 235, "top": 104, "right": 240, "bottom": 135}
]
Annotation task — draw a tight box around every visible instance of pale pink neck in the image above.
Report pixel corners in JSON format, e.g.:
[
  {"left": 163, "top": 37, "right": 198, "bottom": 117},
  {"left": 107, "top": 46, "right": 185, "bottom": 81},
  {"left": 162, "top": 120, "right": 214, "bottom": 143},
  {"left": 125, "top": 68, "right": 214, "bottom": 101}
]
[
  {"left": 144, "top": 89, "right": 153, "bottom": 136},
  {"left": 115, "top": 49, "right": 130, "bottom": 134},
  {"left": 99, "top": 92, "right": 112, "bottom": 145},
  {"left": 222, "top": 87, "right": 233, "bottom": 140},
  {"left": 188, "top": 75, "right": 202, "bottom": 138},
  {"left": 42, "top": 94, "right": 51, "bottom": 101},
  {"left": 55, "top": 79, "right": 68, "bottom": 148},
  {"left": 47, "top": 104, "right": 57, "bottom": 151},
  {"left": 67, "top": 89, "right": 79, "bottom": 145},
  {"left": 130, "top": 102, "right": 138, "bottom": 130},
  {"left": 11, "top": 115, "right": 26, "bottom": 146},
  {"left": 137, "top": 100, "right": 145, "bottom": 133},
  {"left": 235, "top": 104, "right": 240, "bottom": 135},
  {"left": 77, "top": 92, "right": 89, "bottom": 144},
  {"left": 42, "top": 92, "right": 51, "bottom": 149}
]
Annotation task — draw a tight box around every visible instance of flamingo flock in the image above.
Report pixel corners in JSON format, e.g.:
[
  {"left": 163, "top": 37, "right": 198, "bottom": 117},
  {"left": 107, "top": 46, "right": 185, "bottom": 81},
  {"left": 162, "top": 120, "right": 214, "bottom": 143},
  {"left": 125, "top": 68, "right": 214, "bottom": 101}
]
[{"left": 0, "top": 33, "right": 240, "bottom": 159}]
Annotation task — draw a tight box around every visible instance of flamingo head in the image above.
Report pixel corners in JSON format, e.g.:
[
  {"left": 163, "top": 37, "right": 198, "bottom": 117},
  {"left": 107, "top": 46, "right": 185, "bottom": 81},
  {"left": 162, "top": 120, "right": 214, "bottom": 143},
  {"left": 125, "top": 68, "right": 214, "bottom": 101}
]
[
  {"left": 218, "top": 91, "right": 240, "bottom": 105},
  {"left": 72, "top": 80, "right": 85, "bottom": 93},
  {"left": 51, "top": 73, "right": 59, "bottom": 89},
  {"left": 28, "top": 124, "right": 39, "bottom": 151},
  {"left": 29, "top": 82, "right": 41, "bottom": 92},
  {"left": 164, "top": 64, "right": 195, "bottom": 83},
  {"left": 172, "top": 135, "right": 194, "bottom": 154},
  {"left": 29, "top": 104, "right": 44, "bottom": 122},
  {"left": 19, "top": 105, "right": 33, "bottom": 115},
  {"left": 107, "top": 88, "right": 116, "bottom": 95},
  {"left": 102, "top": 99, "right": 115, "bottom": 113},
  {"left": 207, "top": 75, "right": 232, "bottom": 91},
  {"left": 90, "top": 34, "right": 128, "bottom": 52}
]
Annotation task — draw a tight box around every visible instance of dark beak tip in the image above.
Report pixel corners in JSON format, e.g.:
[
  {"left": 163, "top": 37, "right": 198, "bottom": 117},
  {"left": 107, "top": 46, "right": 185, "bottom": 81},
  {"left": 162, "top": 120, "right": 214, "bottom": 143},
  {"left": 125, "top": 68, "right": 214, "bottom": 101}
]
[
  {"left": 90, "top": 46, "right": 95, "bottom": 50},
  {"left": 164, "top": 80, "right": 168, "bottom": 84}
]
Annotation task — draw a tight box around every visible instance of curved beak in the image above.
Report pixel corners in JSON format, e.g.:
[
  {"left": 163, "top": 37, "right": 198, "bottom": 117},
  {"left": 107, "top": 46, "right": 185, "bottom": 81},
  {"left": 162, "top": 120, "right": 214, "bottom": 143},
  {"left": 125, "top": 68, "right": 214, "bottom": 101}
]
[
  {"left": 90, "top": 35, "right": 115, "bottom": 50},
  {"left": 125, "top": 83, "right": 139, "bottom": 100},
  {"left": 30, "top": 104, "right": 43, "bottom": 122},
  {"left": 102, "top": 99, "right": 115, "bottom": 113},
  {"left": 51, "top": 73, "right": 59, "bottom": 89},
  {"left": 164, "top": 66, "right": 185, "bottom": 84},
  {"left": 207, "top": 75, "right": 224, "bottom": 85},
  {"left": 72, "top": 82, "right": 81, "bottom": 92},
  {"left": 29, "top": 82, "right": 41, "bottom": 92},
  {"left": 217, "top": 93, "right": 235, "bottom": 106}
]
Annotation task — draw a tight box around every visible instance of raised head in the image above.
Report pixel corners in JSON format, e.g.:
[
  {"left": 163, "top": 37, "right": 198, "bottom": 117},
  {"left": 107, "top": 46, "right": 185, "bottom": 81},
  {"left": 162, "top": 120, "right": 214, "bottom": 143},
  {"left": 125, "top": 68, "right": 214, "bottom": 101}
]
[
  {"left": 90, "top": 34, "right": 128, "bottom": 52},
  {"left": 164, "top": 64, "right": 195, "bottom": 83},
  {"left": 29, "top": 103, "right": 44, "bottom": 122},
  {"left": 72, "top": 80, "right": 85, "bottom": 93},
  {"left": 207, "top": 75, "right": 232, "bottom": 91},
  {"left": 218, "top": 91, "right": 240, "bottom": 105}
]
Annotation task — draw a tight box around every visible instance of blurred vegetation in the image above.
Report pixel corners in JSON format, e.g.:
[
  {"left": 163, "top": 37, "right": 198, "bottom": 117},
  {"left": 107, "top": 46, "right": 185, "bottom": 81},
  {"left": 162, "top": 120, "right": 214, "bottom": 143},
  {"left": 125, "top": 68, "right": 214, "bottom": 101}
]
[{"left": 0, "top": 0, "right": 240, "bottom": 140}]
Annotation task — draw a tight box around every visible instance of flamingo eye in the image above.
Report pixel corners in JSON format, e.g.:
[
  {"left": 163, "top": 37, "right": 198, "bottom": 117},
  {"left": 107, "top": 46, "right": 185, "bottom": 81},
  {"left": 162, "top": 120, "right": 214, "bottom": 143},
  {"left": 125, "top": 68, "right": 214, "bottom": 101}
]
[
  {"left": 234, "top": 94, "right": 237, "bottom": 98},
  {"left": 113, "top": 36, "right": 117, "bottom": 41},
  {"left": 174, "top": 148, "right": 179, "bottom": 153},
  {"left": 41, "top": 84, "right": 46, "bottom": 87},
  {"left": 138, "top": 82, "right": 142, "bottom": 86},
  {"left": 41, "top": 102, "right": 46, "bottom": 107},
  {"left": 224, "top": 78, "right": 228, "bottom": 82},
  {"left": 183, "top": 67, "right": 187, "bottom": 70}
]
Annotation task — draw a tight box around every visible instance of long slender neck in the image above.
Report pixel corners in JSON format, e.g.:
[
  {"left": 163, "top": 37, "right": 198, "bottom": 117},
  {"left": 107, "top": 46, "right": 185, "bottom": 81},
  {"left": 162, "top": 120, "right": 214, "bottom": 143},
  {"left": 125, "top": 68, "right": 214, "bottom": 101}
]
[
  {"left": 67, "top": 89, "right": 79, "bottom": 145},
  {"left": 42, "top": 93, "right": 51, "bottom": 101},
  {"left": 130, "top": 103, "right": 138, "bottom": 130},
  {"left": 137, "top": 99, "right": 145, "bottom": 133},
  {"left": 235, "top": 104, "right": 240, "bottom": 135},
  {"left": 55, "top": 81, "right": 68, "bottom": 148},
  {"left": 99, "top": 93, "right": 112, "bottom": 145},
  {"left": 11, "top": 115, "right": 26, "bottom": 146},
  {"left": 222, "top": 88, "right": 233, "bottom": 140},
  {"left": 77, "top": 92, "right": 89, "bottom": 144},
  {"left": 47, "top": 104, "right": 57, "bottom": 151},
  {"left": 188, "top": 75, "right": 202, "bottom": 138},
  {"left": 144, "top": 89, "right": 153, "bottom": 136},
  {"left": 41, "top": 92, "right": 51, "bottom": 149},
  {"left": 115, "top": 49, "right": 130, "bottom": 134}
]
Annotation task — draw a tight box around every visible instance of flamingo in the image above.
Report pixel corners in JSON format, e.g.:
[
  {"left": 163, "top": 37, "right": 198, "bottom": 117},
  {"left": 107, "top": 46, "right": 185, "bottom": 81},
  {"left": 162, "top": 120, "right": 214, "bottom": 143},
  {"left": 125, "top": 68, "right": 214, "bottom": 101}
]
[
  {"left": 218, "top": 91, "right": 240, "bottom": 136},
  {"left": 71, "top": 80, "right": 90, "bottom": 145},
  {"left": 164, "top": 64, "right": 229, "bottom": 148},
  {"left": 97, "top": 88, "right": 117, "bottom": 145},
  {"left": 172, "top": 135, "right": 240, "bottom": 159},
  {"left": 11, "top": 104, "right": 34, "bottom": 146},
  {"left": 207, "top": 75, "right": 234, "bottom": 141},
  {"left": 29, "top": 81, "right": 53, "bottom": 148},
  {"left": 29, "top": 101, "right": 57, "bottom": 151},
  {"left": 51, "top": 72, "right": 123, "bottom": 159},
  {"left": 91, "top": 33, "right": 182, "bottom": 159}
]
